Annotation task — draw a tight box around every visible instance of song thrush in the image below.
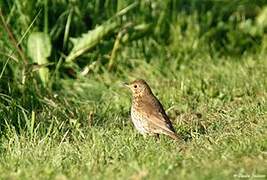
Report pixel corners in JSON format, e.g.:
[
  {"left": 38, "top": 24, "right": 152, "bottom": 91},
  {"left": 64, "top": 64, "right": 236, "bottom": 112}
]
[{"left": 124, "top": 79, "right": 181, "bottom": 141}]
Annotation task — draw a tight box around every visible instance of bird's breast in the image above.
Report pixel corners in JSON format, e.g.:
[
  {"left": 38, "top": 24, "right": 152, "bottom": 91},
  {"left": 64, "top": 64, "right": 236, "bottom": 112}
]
[{"left": 130, "top": 105, "right": 150, "bottom": 134}]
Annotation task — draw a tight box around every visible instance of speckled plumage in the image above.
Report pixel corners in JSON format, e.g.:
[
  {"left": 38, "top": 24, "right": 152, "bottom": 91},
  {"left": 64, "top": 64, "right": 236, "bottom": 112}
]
[{"left": 125, "top": 79, "right": 181, "bottom": 141}]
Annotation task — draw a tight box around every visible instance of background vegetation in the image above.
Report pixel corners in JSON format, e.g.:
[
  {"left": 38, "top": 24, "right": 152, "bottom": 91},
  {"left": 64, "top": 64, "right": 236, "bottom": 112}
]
[{"left": 0, "top": 0, "right": 267, "bottom": 179}]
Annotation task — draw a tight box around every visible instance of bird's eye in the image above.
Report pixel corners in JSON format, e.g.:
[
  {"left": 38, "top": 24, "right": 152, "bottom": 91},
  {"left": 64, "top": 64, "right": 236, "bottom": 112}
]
[{"left": 134, "top": 85, "right": 137, "bottom": 88}]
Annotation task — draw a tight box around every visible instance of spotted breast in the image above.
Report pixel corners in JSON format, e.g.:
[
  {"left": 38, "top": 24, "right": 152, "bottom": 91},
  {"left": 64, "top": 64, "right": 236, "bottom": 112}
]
[{"left": 130, "top": 106, "right": 150, "bottom": 135}]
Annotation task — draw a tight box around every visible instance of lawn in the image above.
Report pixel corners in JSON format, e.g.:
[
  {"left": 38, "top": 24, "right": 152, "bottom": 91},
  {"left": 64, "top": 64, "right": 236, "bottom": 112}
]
[
  {"left": 1, "top": 53, "right": 266, "bottom": 179},
  {"left": 0, "top": 1, "right": 267, "bottom": 180}
]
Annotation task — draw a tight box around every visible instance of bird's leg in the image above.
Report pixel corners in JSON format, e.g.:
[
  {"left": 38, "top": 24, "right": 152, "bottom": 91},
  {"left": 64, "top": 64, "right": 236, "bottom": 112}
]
[
  {"left": 142, "top": 134, "right": 148, "bottom": 140},
  {"left": 154, "top": 134, "right": 160, "bottom": 142}
]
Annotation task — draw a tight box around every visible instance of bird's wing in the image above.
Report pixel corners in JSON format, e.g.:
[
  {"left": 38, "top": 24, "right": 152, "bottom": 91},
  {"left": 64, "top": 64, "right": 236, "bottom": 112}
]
[{"left": 139, "top": 95, "right": 176, "bottom": 134}]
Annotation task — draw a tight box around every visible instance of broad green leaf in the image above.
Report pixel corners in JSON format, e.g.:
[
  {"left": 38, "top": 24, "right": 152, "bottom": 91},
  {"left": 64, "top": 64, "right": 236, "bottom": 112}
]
[
  {"left": 27, "top": 32, "right": 51, "bottom": 86},
  {"left": 66, "top": 21, "right": 118, "bottom": 62},
  {"left": 65, "top": 2, "right": 138, "bottom": 63}
]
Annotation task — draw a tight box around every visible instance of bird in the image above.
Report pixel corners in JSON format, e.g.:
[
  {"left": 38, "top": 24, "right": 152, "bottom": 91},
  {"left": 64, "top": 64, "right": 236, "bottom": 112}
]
[{"left": 124, "top": 79, "right": 181, "bottom": 141}]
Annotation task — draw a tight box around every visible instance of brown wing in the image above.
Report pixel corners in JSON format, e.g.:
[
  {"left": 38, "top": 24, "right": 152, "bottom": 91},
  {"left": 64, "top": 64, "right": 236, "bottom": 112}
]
[{"left": 138, "top": 93, "right": 176, "bottom": 135}]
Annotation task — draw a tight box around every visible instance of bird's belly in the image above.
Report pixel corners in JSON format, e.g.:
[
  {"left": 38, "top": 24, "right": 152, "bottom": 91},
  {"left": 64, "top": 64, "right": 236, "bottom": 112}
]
[{"left": 131, "top": 108, "right": 150, "bottom": 134}]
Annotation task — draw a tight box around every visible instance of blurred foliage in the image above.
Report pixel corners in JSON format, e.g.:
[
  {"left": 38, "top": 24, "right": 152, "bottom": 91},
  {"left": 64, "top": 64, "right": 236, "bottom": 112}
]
[{"left": 1, "top": 0, "right": 267, "bottom": 90}]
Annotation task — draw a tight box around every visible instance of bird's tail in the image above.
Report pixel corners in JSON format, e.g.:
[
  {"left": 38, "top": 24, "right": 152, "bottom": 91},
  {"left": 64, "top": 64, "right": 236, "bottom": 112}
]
[{"left": 167, "top": 132, "right": 182, "bottom": 141}]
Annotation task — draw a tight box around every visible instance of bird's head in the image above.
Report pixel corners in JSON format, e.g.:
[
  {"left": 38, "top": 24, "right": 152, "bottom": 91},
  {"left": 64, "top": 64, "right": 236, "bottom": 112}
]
[{"left": 123, "top": 79, "right": 152, "bottom": 97}]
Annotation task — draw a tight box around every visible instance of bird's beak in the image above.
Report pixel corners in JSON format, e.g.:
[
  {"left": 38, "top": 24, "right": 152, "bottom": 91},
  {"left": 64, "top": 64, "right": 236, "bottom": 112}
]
[{"left": 122, "top": 82, "right": 130, "bottom": 88}]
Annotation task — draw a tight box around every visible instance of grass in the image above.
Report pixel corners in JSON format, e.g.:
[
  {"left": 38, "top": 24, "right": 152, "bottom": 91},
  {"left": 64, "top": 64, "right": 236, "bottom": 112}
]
[
  {"left": 0, "top": 51, "right": 266, "bottom": 179},
  {"left": 1, "top": 1, "right": 267, "bottom": 179}
]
